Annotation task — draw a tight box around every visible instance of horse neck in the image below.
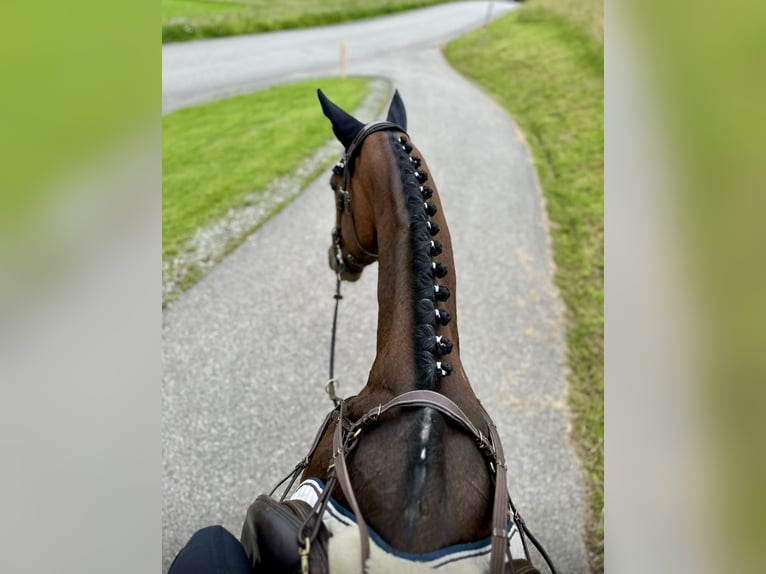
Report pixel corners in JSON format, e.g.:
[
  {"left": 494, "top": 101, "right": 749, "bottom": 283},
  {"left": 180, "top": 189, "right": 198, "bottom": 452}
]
[{"left": 361, "top": 133, "right": 463, "bottom": 394}]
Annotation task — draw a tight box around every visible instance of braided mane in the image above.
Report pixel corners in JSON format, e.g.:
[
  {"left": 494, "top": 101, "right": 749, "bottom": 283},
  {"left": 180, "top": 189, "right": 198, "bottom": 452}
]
[{"left": 387, "top": 132, "right": 453, "bottom": 389}]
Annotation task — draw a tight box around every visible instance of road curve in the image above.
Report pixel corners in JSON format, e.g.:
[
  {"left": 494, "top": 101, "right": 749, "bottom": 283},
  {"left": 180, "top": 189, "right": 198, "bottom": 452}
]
[
  {"left": 162, "top": 1, "right": 518, "bottom": 114},
  {"left": 162, "top": 2, "right": 590, "bottom": 573}
]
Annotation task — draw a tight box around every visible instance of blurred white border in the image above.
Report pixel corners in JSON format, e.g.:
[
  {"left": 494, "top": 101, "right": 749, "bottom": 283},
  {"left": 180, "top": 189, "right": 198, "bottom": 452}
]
[
  {"left": 0, "top": 128, "right": 160, "bottom": 574},
  {"left": 606, "top": 2, "right": 718, "bottom": 573}
]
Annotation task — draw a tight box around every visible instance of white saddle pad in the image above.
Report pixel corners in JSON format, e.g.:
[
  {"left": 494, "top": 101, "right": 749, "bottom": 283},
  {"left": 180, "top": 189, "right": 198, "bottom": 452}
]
[{"left": 290, "top": 478, "right": 526, "bottom": 573}]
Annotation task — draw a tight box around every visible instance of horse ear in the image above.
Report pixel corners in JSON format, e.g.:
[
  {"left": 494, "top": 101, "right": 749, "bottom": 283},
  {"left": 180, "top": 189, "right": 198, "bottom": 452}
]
[
  {"left": 386, "top": 90, "right": 407, "bottom": 131},
  {"left": 317, "top": 89, "right": 364, "bottom": 149}
]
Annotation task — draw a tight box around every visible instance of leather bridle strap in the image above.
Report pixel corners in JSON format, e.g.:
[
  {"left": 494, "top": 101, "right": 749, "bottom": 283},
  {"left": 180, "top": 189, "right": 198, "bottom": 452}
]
[
  {"left": 342, "top": 120, "right": 406, "bottom": 191},
  {"left": 332, "top": 121, "right": 407, "bottom": 269},
  {"left": 351, "top": 390, "right": 486, "bottom": 438},
  {"left": 487, "top": 417, "right": 510, "bottom": 574},
  {"left": 332, "top": 401, "right": 371, "bottom": 571}
]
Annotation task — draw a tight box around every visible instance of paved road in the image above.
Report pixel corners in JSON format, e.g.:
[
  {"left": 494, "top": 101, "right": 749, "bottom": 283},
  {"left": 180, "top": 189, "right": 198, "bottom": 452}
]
[
  {"left": 163, "top": 1, "right": 517, "bottom": 113},
  {"left": 162, "top": 2, "right": 590, "bottom": 573}
]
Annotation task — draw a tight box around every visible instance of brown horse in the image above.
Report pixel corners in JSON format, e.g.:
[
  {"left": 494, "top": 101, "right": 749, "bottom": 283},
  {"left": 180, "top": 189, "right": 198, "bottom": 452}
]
[
  {"left": 240, "top": 91, "right": 552, "bottom": 574},
  {"left": 308, "top": 89, "right": 494, "bottom": 544}
]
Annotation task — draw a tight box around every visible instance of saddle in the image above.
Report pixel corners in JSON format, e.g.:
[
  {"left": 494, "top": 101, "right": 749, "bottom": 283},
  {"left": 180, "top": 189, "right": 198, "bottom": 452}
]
[
  {"left": 241, "top": 494, "right": 330, "bottom": 574},
  {"left": 240, "top": 492, "right": 541, "bottom": 574}
]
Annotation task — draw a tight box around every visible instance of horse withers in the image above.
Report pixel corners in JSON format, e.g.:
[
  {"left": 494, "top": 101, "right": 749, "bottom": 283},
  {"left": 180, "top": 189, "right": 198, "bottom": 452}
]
[{"left": 239, "top": 90, "right": 552, "bottom": 574}]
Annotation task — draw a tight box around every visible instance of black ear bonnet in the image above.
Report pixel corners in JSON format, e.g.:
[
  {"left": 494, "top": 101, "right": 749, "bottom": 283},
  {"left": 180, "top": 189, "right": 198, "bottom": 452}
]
[{"left": 317, "top": 89, "right": 408, "bottom": 149}]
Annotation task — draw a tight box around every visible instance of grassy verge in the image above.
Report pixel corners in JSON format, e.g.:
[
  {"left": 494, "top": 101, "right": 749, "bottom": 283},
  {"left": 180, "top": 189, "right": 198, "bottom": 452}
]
[
  {"left": 162, "top": 77, "right": 369, "bottom": 266},
  {"left": 163, "top": 0, "right": 454, "bottom": 43},
  {"left": 446, "top": 6, "right": 604, "bottom": 572}
]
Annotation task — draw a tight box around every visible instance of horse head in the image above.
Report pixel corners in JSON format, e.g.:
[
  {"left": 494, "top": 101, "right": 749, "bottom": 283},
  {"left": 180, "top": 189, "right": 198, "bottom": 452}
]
[{"left": 318, "top": 89, "right": 408, "bottom": 281}]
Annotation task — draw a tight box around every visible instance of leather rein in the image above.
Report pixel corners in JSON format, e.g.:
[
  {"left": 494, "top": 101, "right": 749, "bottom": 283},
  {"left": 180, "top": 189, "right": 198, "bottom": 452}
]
[{"left": 270, "top": 122, "right": 558, "bottom": 574}]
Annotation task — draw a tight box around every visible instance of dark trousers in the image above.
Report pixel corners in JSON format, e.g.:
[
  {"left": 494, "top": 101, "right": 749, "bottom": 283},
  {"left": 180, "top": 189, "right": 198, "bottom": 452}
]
[{"left": 169, "top": 525, "right": 250, "bottom": 574}]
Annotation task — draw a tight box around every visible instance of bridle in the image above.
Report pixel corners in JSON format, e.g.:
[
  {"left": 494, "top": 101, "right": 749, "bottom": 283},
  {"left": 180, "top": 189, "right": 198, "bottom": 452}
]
[
  {"left": 325, "top": 120, "right": 407, "bottom": 404},
  {"left": 330, "top": 120, "right": 406, "bottom": 276},
  {"left": 275, "top": 121, "right": 560, "bottom": 574}
]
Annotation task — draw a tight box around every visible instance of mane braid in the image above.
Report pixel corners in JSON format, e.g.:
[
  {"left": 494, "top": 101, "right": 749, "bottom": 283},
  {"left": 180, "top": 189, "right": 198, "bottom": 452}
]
[{"left": 387, "top": 133, "right": 452, "bottom": 390}]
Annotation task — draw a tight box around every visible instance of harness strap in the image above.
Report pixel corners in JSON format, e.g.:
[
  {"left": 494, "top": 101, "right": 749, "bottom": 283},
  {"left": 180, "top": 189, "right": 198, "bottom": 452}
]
[
  {"left": 352, "top": 390, "right": 487, "bottom": 444},
  {"left": 487, "top": 419, "right": 510, "bottom": 574},
  {"left": 299, "top": 473, "right": 338, "bottom": 549},
  {"left": 270, "top": 406, "right": 338, "bottom": 500},
  {"left": 332, "top": 401, "right": 371, "bottom": 571},
  {"left": 510, "top": 493, "right": 559, "bottom": 574}
]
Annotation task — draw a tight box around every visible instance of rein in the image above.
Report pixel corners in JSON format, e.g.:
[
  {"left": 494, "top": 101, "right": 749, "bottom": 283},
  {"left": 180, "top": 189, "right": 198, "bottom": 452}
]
[{"left": 324, "top": 276, "right": 342, "bottom": 406}]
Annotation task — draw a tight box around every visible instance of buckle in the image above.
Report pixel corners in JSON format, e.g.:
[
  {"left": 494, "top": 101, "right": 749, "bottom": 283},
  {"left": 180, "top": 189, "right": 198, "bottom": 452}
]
[
  {"left": 334, "top": 188, "right": 349, "bottom": 213},
  {"left": 299, "top": 538, "right": 311, "bottom": 574},
  {"left": 331, "top": 237, "right": 345, "bottom": 274},
  {"left": 332, "top": 158, "right": 345, "bottom": 176},
  {"left": 369, "top": 404, "right": 382, "bottom": 422},
  {"left": 326, "top": 378, "right": 340, "bottom": 400}
]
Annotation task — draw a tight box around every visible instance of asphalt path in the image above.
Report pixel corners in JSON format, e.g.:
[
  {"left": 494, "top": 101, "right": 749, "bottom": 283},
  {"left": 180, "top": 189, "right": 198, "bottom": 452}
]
[
  {"left": 163, "top": 1, "right": 517, "bottom": 113},
  {"left": 162, "top": 2, "right": 590, "bottom": 572}
]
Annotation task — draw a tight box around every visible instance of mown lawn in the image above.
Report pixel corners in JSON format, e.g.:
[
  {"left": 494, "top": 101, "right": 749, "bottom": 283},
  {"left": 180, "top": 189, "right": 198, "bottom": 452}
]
[
  {"left": 162, "top": 77, "right": 369, "bottom": 261},
  {"left": 163, "top": 0, "right": 243, "bottom": 19},
  {"left": 446, "top": 6, "right": 604, "bottom": 572},
  {"left": 162, "top": 0, "right": 455, "bottom": 42}
]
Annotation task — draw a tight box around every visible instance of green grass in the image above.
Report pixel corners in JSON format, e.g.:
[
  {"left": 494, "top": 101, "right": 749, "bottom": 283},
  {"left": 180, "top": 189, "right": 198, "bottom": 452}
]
[
  {"left": 162, "top": 0, "right": 454, "bottom": 42},
  {"left": 162, "top": 77, "right": 370, "bottom": 261},
  {"left": 631, "top": 2, "right": 766, "bottom": 569},
  {"left": 163, "top": 0, "right": 243, "bottom": 19},
  {"left": 533, "top": 0, "right": 603, "bottom": 42},
  {"left": 446, "top": 6, "right": 604, "bottom": 572}
]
